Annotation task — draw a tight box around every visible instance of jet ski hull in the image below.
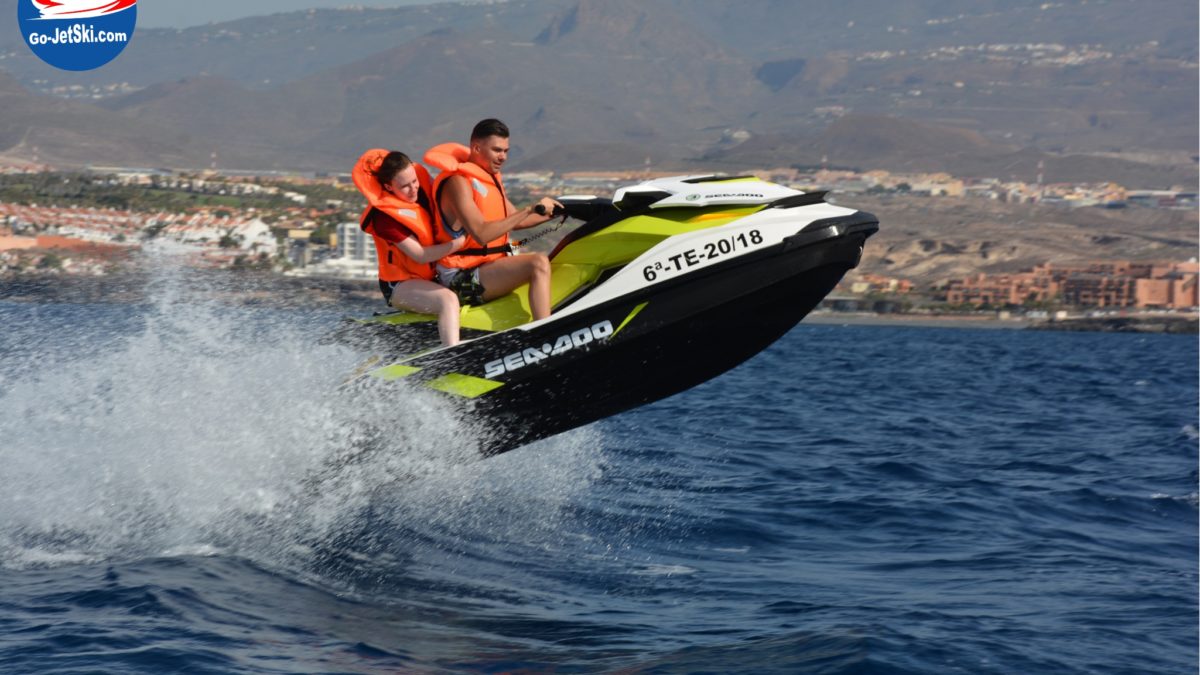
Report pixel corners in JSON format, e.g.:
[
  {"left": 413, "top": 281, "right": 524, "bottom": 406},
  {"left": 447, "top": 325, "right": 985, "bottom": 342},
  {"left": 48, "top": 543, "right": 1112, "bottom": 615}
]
[{"left": 364, "top": 213, "right": 876, "bottom": 456}]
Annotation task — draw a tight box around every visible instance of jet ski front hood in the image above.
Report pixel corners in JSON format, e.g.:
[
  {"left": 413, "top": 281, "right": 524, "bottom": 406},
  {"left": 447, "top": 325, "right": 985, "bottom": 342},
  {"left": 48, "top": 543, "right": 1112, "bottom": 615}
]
[{"left": 613, "top": 175, "right": 804, "bottom": 210}]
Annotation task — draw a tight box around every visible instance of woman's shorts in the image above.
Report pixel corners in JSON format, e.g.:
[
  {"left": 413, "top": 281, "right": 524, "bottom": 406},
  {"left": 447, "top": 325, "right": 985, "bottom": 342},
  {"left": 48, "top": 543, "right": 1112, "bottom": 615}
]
[{"left": 379, "top": 279, "right": 399, "bottom": 304}]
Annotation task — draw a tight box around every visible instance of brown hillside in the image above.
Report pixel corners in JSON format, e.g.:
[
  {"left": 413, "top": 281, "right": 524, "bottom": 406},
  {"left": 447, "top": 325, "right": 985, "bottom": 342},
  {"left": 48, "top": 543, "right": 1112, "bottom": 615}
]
[
  {"left": 704, "top": 116, "right": 1198, "bottom": 187},
  {"left": 848, "top": 195, "right": 1199, "bottom": 286}
]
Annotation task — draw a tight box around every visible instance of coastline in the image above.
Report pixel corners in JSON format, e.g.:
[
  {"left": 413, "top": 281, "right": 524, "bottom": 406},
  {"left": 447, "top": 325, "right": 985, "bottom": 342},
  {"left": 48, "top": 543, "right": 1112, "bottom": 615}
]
[
  {"left": 806, "top": 310, "right": 1198, "bottom": 333},
  {"left": 3, "top": 273, "right": 1195, "bottom": 333},
  {"left": 805, "top": 311, "right": 1031, "bottom": 330},
  {"left": 0, "top": 271, "right": 381, "bottom": 308}
]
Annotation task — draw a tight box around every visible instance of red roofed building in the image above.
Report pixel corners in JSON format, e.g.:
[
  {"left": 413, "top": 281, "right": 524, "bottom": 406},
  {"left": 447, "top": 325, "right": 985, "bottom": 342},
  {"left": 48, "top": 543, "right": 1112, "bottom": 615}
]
[{"left": 943, "top": 260, "right": 1199, "bottom": 310}]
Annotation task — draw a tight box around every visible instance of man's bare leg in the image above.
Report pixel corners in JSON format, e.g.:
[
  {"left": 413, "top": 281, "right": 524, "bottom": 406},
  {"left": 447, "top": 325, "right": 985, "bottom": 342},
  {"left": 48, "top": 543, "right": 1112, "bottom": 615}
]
[{"left": 477, "top": 253, "right": 552, "bottom": 319}]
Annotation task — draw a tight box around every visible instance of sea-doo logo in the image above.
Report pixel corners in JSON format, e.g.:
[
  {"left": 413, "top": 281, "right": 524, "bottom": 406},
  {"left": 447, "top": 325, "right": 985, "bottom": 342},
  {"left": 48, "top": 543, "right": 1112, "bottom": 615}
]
[
  {"left": 484, "top": 320, "right": 614, "bottom": 379},
  {"left": 18, "top": 0, "right": 137, "bottom": 72}
]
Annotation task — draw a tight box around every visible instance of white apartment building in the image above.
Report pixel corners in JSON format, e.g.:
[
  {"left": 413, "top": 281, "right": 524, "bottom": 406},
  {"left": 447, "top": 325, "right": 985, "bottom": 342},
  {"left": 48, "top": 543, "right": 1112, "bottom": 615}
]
[{"left": 337, "top": 221, "right": 376, "bottom": 264}]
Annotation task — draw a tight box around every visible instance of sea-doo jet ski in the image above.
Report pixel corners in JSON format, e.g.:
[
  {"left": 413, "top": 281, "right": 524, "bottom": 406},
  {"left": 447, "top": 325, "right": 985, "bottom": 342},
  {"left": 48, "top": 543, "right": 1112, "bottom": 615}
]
[{"left": 340, "top": 175, "right": 879, "bottom": 456}]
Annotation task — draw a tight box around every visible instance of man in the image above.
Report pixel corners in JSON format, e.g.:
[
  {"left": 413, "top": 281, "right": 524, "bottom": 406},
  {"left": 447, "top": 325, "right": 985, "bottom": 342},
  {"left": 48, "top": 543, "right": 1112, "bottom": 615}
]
[{"left": 426, "top": 119, "right": 561, "bottom": 320}]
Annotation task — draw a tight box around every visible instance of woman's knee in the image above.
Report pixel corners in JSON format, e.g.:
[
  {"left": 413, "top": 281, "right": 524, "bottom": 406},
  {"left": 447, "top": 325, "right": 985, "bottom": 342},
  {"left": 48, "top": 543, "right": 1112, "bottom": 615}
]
[
  {"left": 435, "top": 287, "right": 460, "bottom": 313},
  {"left": 529, "top": 253, "right": 550, "bottom": 276}
]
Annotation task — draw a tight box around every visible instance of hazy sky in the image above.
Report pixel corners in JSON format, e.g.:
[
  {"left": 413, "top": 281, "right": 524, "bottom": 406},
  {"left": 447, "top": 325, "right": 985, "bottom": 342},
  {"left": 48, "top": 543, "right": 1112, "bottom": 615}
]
[{"left": 137, "top": 0, "right": 451, "bottom": 29}]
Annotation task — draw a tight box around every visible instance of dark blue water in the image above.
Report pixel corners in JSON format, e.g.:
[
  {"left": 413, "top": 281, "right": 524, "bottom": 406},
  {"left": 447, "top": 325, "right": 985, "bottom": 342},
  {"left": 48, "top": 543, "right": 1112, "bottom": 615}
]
[{"left": 0, "top": 289, "right": 1196, "bottom": 673}]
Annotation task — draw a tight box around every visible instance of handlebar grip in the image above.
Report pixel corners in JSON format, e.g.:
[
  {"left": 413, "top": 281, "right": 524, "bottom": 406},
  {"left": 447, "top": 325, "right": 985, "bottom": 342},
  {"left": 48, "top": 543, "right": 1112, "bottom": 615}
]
[
  {"left": 534, "top": 204, "right": 547, "bottom": 216},
  {"left": 534, "top": 203, "right": 567, "bottom": 217}
]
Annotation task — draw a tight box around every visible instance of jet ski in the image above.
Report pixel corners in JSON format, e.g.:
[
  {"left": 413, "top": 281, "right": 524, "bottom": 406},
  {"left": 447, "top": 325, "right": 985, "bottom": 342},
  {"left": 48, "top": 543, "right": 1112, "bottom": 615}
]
[{"left": 339, "top": 174, "right": 879, "bottom": 456}]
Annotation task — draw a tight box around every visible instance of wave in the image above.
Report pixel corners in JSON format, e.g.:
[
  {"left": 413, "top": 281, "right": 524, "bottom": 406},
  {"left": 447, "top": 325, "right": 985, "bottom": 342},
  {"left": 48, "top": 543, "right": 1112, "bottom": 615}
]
[{"left": 0, "top": 249, "right": 604, "bottom": 579}]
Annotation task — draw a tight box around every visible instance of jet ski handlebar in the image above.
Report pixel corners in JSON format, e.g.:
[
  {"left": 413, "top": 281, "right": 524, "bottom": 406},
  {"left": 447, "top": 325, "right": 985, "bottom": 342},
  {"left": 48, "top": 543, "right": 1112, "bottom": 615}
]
[
  {"left": 533, "top": 203, "right": 567, "bottom": 218},
  {"left": 518, "top": 197, "right": 617, "bottom": 252},
  {"left": 546, "top": 196, "right": 617, "bottom": 223}
]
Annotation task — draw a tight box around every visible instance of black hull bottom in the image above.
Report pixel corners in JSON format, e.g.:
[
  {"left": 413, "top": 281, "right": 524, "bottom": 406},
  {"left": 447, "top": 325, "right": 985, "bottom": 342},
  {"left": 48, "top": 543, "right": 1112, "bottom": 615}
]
[
  {"left": 462, "top": 230, "right": 870, "bottom": 456},
  {"left": 477, "top": 264, "right": 848, "bottom": 455}
]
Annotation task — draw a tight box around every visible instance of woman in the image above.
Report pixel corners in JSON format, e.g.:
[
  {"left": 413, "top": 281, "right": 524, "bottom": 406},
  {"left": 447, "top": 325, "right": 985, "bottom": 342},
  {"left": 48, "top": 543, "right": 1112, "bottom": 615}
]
[{"left": 351, "top": 148, "right": 467, "bottom": 346}]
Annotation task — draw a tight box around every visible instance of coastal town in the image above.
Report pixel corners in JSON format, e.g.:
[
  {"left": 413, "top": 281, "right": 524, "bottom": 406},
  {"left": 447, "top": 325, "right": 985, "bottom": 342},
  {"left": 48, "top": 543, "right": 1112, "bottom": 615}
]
[{"left": 0, "top": 160, "right": 1195, "bottom": 320}]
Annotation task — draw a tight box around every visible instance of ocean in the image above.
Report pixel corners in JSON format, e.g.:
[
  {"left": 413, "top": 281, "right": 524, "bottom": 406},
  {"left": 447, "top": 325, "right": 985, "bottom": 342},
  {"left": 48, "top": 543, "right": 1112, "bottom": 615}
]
[{"left": 0, "top": 274, "right": 1196, "bottom": 674}]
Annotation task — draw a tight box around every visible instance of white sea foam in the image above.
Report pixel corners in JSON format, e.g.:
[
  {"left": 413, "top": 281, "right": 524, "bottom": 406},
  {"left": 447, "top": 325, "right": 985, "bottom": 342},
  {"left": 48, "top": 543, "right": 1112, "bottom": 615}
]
[
  {"left": 0, "top": 252, "right": 605, "bottom": 572},
  {"left": 631, "top": 563, "right": 698, "bottom": 576},
  {"left": 1151, "top": 492, "right": 1199, "bottom": 506}
]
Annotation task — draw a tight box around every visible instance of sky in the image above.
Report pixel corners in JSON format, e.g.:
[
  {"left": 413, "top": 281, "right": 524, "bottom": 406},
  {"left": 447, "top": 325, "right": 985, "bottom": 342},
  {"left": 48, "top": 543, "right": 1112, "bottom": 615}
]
[{"left": 137, "top": 0, "right": 451, "bottom": 29}]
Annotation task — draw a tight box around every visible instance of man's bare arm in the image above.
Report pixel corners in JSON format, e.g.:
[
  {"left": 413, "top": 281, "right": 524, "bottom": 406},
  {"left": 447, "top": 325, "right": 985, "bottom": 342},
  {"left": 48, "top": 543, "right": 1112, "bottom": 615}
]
[
  {"left": 443, "top": 176, "right": 543, "bottom": 243},
  {"left": 506, "top": 196, "right": 565, "bottom": 230}
]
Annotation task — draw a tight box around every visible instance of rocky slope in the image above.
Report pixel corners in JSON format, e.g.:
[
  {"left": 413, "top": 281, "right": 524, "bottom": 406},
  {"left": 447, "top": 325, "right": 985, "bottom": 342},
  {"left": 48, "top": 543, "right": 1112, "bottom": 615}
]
[{"left": 846, "top": 195, "right": 1198, "bottom": 287}]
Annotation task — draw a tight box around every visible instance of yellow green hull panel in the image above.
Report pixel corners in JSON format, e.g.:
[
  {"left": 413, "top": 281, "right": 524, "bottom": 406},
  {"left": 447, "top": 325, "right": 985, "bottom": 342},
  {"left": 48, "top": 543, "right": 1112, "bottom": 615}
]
[{"left": 364, "top": 205, "right": 764, "bottom": 333}]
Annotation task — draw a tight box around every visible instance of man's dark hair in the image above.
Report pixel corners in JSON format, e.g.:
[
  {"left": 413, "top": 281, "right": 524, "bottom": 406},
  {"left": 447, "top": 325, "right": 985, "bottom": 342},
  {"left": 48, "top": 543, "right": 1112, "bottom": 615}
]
[
  {"left": 374, "top": 151, "right": 413, "bottom": 185},
  {"left": 470, "top": 118, "right": 510, "bottom": 142}
]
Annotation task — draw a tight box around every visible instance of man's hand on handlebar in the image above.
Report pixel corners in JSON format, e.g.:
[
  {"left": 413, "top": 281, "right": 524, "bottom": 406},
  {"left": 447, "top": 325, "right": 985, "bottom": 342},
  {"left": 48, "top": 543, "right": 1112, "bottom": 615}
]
[{"left": 531, "top": 197, "right": 565, "bottom": 220}]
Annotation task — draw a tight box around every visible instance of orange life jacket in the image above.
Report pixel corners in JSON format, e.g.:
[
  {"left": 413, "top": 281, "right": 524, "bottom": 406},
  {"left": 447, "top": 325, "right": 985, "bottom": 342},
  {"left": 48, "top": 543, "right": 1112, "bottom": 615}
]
[
  {"left": 351, "top": 148, "right": 436, "bottom": 282},
  {"left": 425, "top": 142, "right": 511, "bottom": 269}
]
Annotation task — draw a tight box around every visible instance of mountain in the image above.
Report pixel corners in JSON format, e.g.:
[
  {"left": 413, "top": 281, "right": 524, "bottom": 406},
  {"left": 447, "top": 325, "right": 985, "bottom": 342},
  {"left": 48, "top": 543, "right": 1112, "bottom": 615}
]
[
  {"left": 75, "top": 0, "right": 763, "bottom": 171},
  {"left": 0, "top": 0, "right": 1193, "bottom": 185},
  {"left": 0, "top": 71, "right": 200, "bottom": 168},
  {"left": 0, "top": 0, "right": 572, "bottom": 90},
  {"left": 674, "top": 0, "right": 1198, "bottom": 62},
  {"left": 694, "top": 114, "right": 1009, "bottom": 173},
  {"left": 3, "top": 0, "right": 1190, "bottom": 89},
  {"left": 856, "top": 193, "right": 1198, "bottom": 285},
  {"left": 703, "top": 116, "right": 1198, "bottom": 187}
]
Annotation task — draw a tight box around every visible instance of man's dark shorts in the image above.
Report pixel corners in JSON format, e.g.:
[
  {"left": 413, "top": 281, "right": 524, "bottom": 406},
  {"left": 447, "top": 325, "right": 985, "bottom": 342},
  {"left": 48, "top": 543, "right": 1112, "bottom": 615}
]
[{"left": 436, "top": 265, "right": 486, "bottom": 306}]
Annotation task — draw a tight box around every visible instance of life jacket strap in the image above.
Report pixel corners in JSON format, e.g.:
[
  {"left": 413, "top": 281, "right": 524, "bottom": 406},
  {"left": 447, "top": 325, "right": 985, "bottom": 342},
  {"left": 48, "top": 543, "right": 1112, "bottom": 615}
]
[{"left": 457, "top": 243, "right": 514, "bottom": 257}]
